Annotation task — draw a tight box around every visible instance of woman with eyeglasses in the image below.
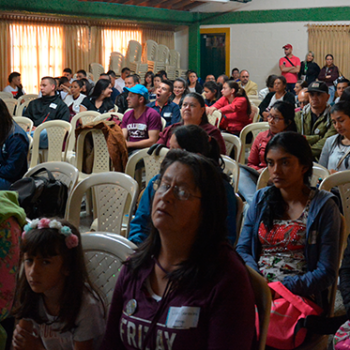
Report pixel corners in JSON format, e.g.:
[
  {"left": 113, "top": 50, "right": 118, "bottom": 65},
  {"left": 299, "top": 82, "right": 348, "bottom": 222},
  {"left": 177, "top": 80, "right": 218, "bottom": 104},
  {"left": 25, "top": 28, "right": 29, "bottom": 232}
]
[
  {"left": 101, "top": 150, "right": 255, "bottom": 350},
  {"left": 239, "top": 101, "right": 297, "bottom": 206}
]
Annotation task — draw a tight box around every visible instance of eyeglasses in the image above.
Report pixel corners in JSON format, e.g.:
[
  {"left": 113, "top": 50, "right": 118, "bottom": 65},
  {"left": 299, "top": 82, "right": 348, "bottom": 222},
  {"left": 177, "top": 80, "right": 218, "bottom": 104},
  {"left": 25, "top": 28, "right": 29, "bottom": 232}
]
[
  {"left": 153, "top": 179, "right": 201, "bottom": 201},
  {"left": 267, "top": 115, "right": 284, "bottom": 122}
]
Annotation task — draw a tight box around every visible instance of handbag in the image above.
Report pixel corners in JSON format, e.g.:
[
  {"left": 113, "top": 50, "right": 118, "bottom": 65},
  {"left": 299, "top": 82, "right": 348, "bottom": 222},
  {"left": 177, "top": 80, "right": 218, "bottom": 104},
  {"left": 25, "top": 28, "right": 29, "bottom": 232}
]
[
  {"left": 263, "top": 281, "right": 323, "bottom": 349},
  {"left": 334, "top": 319, "right": 350, "bottom": 349}
]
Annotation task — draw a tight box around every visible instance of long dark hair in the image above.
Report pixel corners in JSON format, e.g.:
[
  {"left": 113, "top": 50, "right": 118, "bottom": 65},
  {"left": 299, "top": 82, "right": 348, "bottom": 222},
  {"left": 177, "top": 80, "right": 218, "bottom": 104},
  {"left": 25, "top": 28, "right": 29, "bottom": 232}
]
[
  {"left": 226, "top": 81, "right": 252, "bottom": 116},
  {"left": 125, "top": 150, "right": 228, "bottom": 291},
  {"left": 13, "top": 218, "right": 105, "bottom": 332},
  {"left": 143, "top": 71, "right": 154, "bottom": 87},
  {"left": 270, "top": 101, "right": 297, "bottom": 132},
  {"left": 261, "top": 132, "right": 313, "bottom": 230},
  {"left": 183, "top": 92, "right": 208, "bottom": 124},
  {"left": 0, "top": 99, "right": 14, "bottom": 145},
  {"left": 90, "top": 79, "right": 110, "bottom": 100},
  {"left": 204, "top": 80, "right": 220, "bottom": 101}
]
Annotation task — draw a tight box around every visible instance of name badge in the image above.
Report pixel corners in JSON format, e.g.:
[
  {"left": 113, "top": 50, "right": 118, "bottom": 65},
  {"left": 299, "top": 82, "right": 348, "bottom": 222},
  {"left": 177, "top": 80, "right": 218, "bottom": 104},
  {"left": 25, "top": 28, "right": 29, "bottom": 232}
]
[
  {"left": 49, "top": 103, "right": 57, "bottom": 109},
  {"left": 163, "top": 112, "right": 172, "bottom": 118},
  {"left": 166, "top": 306, "right": 200, "bottom": 329}
]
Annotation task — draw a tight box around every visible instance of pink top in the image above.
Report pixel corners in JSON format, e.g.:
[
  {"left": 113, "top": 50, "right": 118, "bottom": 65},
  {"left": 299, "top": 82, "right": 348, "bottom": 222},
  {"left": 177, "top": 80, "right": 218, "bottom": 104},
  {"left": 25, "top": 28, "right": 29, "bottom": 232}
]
[
  {"left": 279, "top": 55, "right": 301, "bottom": 84},
  {"left": 247, "top": 130, "right": 273, "bottom": 170}
]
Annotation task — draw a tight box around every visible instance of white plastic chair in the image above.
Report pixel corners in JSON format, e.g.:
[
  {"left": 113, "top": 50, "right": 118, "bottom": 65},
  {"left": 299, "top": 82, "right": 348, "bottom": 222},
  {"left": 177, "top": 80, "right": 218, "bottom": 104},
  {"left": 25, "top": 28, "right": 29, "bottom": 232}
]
[
  {"left": 0, "top": 91, "right": 13, "bottom": 99},
  {"left": 81, "top": 232, "right": 136, "bottom": 309},
  {"left": 251, "top": 105, "right": 260, "bottom": 123},
  {"left": 239, "top": 122, "right": 269, "bottom": 164},
  {"left": 30, "top": 120, "right": 72, "bottom": 168},
  {"left": 222, "top": 155, "right": 240, "bottom": 193},
  {"left": 154, "top": 45, "right": 170, "bottom": 73},
  {"left": 125, "top": 40, "right": 148, "bottom": 76},
  {"left": 109, "top": 52, "right": 125, "bottom": 76},
  {"left": 19, "top": 94, "right": 39, "bottom": 104},
  {"left": 13, "top": 116, "right": 33, "bottom": 133},
  {"left": 207, "top": 110, "right": 222, "bottom": 128},
  {"left": 2, "top": 98, "right": 17, "bottom": 115},
  {"left": 221, "top": 133, "right": 241, "bottom": 161},
  {"left": 66, "top": 172, "right": 139, "bottom": 236},
  {"left": 16, "top": 99, "right": 32, "bottom": 116},
  {"left": 161, "top": 117, "right": 166, "bottom": 131},
  {"left": 146, "top": 40, "right": 158, "bottom": 72},
  {"left": 89, "top": 63, "right": 105, "bottom": 83},
  {"left": 256, "top": 167, "right": 269, "bottom": 190},
  {"left": 249, "top": 97, "right": 262, "bottom": 107},
  {"left": 234, "top": 193, "right": 244, "bottom": 247}
]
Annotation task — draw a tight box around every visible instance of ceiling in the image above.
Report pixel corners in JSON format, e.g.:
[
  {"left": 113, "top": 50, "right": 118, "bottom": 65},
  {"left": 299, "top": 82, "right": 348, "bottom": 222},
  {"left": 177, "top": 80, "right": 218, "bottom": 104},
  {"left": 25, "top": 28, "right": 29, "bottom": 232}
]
[{"left": 80, "top": 0, "right": 251, "bottom": 12}]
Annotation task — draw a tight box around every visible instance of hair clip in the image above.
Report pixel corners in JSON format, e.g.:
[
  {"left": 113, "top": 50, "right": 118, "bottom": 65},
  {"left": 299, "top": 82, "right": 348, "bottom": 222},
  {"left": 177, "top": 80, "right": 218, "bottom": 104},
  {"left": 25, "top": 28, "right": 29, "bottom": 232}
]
[{"left": 22, "top": 218, "right": 79, "bottom": 249}]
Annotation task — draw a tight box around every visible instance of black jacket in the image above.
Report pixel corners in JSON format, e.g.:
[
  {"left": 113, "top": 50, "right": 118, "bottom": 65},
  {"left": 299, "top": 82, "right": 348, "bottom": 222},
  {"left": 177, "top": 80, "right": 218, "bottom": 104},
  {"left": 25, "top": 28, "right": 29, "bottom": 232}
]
[
  {"left": 116, "top": 92, "right": 129, "bottom": 114},
  {"left": 298, "top": 61, "right": 321, "bottom": 84}
]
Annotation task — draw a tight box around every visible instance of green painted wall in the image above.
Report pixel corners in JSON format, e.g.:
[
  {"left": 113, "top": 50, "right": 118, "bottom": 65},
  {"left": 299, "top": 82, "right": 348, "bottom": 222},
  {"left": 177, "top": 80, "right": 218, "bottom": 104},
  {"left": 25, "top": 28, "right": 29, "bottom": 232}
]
[{"left": 188, "top": 21, "right": 201, "bottom": 72}]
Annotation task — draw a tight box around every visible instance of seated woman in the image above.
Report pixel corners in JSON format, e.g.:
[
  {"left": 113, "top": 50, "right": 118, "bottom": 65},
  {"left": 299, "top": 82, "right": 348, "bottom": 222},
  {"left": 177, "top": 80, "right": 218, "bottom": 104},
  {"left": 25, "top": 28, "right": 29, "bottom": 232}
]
[
  {"left": 80, "top": 79, "right": 114, "bottom": 114},
  {"left": 206, "top": 81, "right": 251, "bottom": 136},
  {"left": 129, "top": 124, "right": 237, "bottom": 246},
  {"left": 63, "top": 80, "right": 86, "bottom": 121},
  {"left": 203, "top": 80, "right": 220, "bottom": 106},
  {"left": 170, "top": 78, "right": 189, "bottom": 108},
  {"left": 259, "top": 75, "right": 295, "bottom": 121},
  {"left": 0, "top": 99, "right": 29, "bottom": 190},
  {"left": 319, "top": 101, "right": 350, "bottom": 173},
  {"left": 157, "top": 92, "right": 226, "bottom": 154},
  {"left": 80, "top": 78, "right": 93, "bottom": 97},
  {"left": 239, "top": 101, "right": 297, "bottom": 206},
  {"left": 187, "top": 70, "right": 203, "bottom": 93},
  {"left": 143, "top": 71, "right": 154, "bottom": 94},
  {"left": 258, "top": 74, "right": 277, "bottom": 100},
  {"left": 101, "top": 150, "right": 255, "bottom": 350},
  {"left": 237, "top": 131, "right": 340, "bottom": 309}
]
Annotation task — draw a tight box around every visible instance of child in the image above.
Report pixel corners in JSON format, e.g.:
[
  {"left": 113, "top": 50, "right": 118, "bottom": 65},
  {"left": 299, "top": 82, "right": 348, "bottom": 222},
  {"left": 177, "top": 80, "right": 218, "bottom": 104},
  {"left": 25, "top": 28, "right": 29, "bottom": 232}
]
[{"left": 12, "top": 218, "right": 105, "bottom": 350}]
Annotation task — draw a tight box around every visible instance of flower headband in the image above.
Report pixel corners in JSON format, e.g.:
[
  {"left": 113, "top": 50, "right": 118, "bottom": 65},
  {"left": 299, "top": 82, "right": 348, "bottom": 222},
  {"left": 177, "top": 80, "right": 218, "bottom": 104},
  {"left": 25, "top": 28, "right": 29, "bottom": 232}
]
[{"left": 22, "top": 218, "right": 79, "bottom": 249}]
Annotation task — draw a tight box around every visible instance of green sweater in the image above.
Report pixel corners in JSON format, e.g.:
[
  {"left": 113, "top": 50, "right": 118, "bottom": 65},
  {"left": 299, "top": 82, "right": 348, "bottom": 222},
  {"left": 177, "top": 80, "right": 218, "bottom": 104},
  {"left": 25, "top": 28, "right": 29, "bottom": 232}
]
[{"left": 0, "top": 191, "right": 27, "bottom": 227}]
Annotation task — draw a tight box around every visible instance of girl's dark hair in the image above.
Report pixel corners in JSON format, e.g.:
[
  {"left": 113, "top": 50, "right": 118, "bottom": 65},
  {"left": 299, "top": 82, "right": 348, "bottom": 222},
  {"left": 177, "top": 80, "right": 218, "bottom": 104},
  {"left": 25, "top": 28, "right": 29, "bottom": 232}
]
[
  {"left": 262, "top": 132, "right": 313, "bottom": 230},
  {"left": 0, "top": 99, "right": 14, "bottom": 145},
  {"left": 326, "top": 54, "right": 334, "bottom": 60},
  {"left": 266, "top": 75, "right": 278, "bottom": 88},
  {"left": 174, "top": 78, "right": 189, "bottom": 95},
  {"left": 173, "top": 124, "right": 222, "bottom": 167},
  {"left": 270, "top": 101, "right": 297, "bottom": 132},
  {"left": 203, "top": 81, "right": 220, "bottom": 100},
  {"left": 275, "top": 75, "right": 287, "bottom": 86},
  {"left": 340, "top": 86, "right": 350, "bottom": 102},
  {"left": 143, "top": 71, "right": 154, "bottom": 87},
  {"left": 91, "top": 79, "right": 111, "bottom": 100},
  {"left": 13, "top": 219, "right": 105, "bottom": 332},
  {"left": 225, "top": 81, "right": 252, "bottom": 116},
  {"left": 72, "top": 79, "right": 84, "bottom": 89},
  {"left": 296, "top": 80, "right": 308, "bottom": 88},
  {"left": 183, "top": 92, "right": 209, "bottom": 124},
  {"left": 81, "top": 78, "right": 93, "bottom": 96},
  {"left": 331, "top": 100, "right": 350, "bottom": 116},
  {"left": 125, "top": 150, "right": 228, "bottom": 291}
]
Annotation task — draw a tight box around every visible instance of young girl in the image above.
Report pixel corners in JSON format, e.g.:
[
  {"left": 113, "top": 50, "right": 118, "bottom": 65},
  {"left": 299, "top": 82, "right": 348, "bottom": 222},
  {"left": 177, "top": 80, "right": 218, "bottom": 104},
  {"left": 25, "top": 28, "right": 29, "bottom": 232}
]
[{"left": 12, "top": 218, "right": 105, "bottom": 350}]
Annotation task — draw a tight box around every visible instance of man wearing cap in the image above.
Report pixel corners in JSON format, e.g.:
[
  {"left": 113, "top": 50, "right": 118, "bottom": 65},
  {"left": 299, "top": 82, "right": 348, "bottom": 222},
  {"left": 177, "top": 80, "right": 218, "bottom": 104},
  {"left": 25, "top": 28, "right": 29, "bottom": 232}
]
[
  {"left": 279, "top": 44, "right": 300, "bottom": 94},
  {"left": 122, "top": 84, "right": 162, "bottom": 151},
  {"left": 295, "top": 81, "right": 336, "bottom": 160}
]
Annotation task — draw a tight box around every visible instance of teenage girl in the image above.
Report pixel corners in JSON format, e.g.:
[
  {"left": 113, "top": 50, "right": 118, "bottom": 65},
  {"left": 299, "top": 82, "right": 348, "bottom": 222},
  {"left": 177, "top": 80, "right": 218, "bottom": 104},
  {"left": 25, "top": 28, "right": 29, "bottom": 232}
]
[{"left": 12, "top": 218, "right": 105, "bottom": 350}]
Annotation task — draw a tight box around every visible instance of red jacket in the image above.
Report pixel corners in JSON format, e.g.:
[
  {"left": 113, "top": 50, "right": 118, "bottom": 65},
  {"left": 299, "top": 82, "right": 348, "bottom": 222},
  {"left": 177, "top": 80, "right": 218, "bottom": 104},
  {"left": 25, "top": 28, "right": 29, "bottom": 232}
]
[
  {"left": 247, "top": 129, "right": 273, "bottom": 170},
  {"left": 213, "top": 96, "right": 251, "bottom": 134}
]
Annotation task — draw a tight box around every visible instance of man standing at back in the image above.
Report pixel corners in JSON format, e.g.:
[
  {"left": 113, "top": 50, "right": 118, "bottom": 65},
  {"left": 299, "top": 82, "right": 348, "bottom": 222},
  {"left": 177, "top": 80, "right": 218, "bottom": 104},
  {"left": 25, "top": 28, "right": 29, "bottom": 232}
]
[{"left": 279, "top": 44, "right": 300, "bottom": 94}]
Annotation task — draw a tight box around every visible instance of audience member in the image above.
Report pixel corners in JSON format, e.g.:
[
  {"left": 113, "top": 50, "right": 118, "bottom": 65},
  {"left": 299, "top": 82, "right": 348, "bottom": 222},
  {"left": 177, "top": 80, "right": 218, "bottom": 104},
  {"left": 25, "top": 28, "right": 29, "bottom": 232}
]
[
  {"left": 63, "top": 79, "right": 86, "bottom": 120},
  {"left": 238, "top": 70, "right": 258, "bottom": 96},
  {"left": 147, "top": 80, "right": 181, "bottom": 127},
  {"left": 319, "top": 101, "right": 350, "bottom": 172},
  {"left": 12, "top": 218, "right": 105, "bottom": 350},
  {"left": 106, "top": 70, "right": 120, "bottom": 102},
  {"left": 258, "top": 74, "right": 277, "bottom": 100},
  {"left": 116, "top": 74, "right": 140, "bottom": 113},
  {"left": 335, "top": 78, "right": 350, "bottom": 104},
  {"left": 62, "top": 68, "right": 73, "bottom": 83},
  {"left": 259, "top": 76, "right": 295, "bottom": 120},
  {"left": 230, "top": 68, "right": 240, "bottom": 82},
  {"left": 0, "top": 99, "right": 29, "bottom": 189},
  {"left": 217, "top": 74, "right": 229, "bottom": 86},
  {"left": 294, "top": 79, "right": 308, "bottom": 97},
  {"left": 296, "top": 88, "right": 309, "bottom": 112},
  {"left": 157, "top": 92, "right": 226, "bottom": 154},
  {"left": 143, "top": 70, "right": 154, "bottom": 94},
  {"left": 298, "top": 51, "right": 320, "bottom": 84},
  {"left": 80, "top": 79, "right": 114, "bottom": 113},
  {"left": 115, "top": 67, "right": 130, "bottom": 93},
  {"left": 205, "top": 74, "right": 215, "bottom": 82},
  {"left": 203, "top": 80, "right": 219, "bottom": 106},
  {"left": 57, "top": 76, "right": 71, "bottom": 100},
  {"left": 80, "top": 78, "right": 93, "bottom": 97},
  {"left": 237, "top": 131, "right": 340, "bottom": 313},
  {"left": 157, "top": 70, "right": 167, "bottom": 80},
  {"left": 101, "top": 150, "right": 255, "bottom": 350},
  {"left": 153, "top": 73, "right": 162, "bottom": 91},
  {"left": 128, "top": 124, "right": 237, "bottom": 246},
  {"left": 3, "top": 72, "right": 26, "bottom": 99},
  {"left": 170, "top": 77, "right": 189, "bottom": 108},
  {"left": 279, "top": 44, "right": 301, "bottom": 94},
  {"left": 76, "top": 69, "right": 87, "bottom": 80},
  {"left": 99, "top": 73, "right": 119, "bottom": 104},
  {"left": 207, "top": 81, "right": 251, "bottom": 135},
  {"left": 188, "top": 70, "right": 203, "bottom": 93},
  {"left": 295, "top": 81, "right": 336, "bottom": 160},
  {"left": 122, "top": 84, "right": 161, "bottom": 151},
  {"left": 318, "top": 54, "right": 340, "bottom": 104},
  {"left": 341, "top": 86, "right": 350, "bottom": 103}
]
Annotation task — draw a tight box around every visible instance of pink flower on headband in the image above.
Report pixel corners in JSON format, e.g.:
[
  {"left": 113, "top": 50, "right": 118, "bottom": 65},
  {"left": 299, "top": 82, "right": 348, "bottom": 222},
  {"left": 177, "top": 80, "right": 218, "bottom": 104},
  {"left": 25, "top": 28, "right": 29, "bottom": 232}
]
[
  {"left": 65, "top": 234, "right": 79, "bottom": 249},
  {"left": 38, "top": 218, "right": 51, "bottom": 229}
]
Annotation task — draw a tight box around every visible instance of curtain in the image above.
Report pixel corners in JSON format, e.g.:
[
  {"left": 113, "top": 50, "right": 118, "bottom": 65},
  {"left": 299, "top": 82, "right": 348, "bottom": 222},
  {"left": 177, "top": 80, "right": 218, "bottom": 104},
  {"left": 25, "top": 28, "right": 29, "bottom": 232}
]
[
  {"left": 0, "top": 21, "right": 11, "bottom": 91},
  {"left": 142, "top": 28, "right": 174, "bottom": 62},
  {"left": 308, "top": 24, "right": 350, "bottom": 79},
  {"left": 90, "top": 26, "right": 103, "bottom": 69}
]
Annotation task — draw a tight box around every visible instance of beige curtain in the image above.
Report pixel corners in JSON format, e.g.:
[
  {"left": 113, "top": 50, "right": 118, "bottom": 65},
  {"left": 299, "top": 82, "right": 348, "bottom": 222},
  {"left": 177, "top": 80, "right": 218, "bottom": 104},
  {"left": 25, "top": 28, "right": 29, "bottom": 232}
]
[
  {"left": 308, "top": 24, "right": 350, "bottom": 79},
  {"left": 90, "top": 26, "right": 103, "bottom": 69},
  {"left": 0, "top": 21, "right": 11, "bottom": 91},
  {"left": 63, "top": 24, "right": 90, "bottom": 74},
  {"left": 142, "top": 28, "right": 174, "bottom": 48}
]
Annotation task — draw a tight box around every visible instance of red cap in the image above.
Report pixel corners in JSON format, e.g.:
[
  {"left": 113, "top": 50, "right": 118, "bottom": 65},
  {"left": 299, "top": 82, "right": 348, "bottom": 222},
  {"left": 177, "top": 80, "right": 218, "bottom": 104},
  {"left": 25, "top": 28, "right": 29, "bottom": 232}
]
[{"left": 283, "top": 44, "right": 293, "bottom": 50}]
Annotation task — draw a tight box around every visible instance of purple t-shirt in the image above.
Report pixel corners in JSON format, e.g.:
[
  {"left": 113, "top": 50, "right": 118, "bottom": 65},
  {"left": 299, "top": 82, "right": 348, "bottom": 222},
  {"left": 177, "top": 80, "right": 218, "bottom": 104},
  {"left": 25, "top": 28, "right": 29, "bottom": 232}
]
[
  {"left": 100, "top": 245, "right": 255, "bottom": 350},
  {"left": 122, "top": 107, "right": 162, "bottom": 143}
]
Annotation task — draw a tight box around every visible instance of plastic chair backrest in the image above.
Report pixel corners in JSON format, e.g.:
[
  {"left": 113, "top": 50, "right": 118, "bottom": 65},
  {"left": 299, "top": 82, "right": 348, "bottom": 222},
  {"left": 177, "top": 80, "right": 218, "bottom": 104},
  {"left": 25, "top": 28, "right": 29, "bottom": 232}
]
[
  {"left": 169, "top": 49, "right": 180, "bottom": 68},
  {"left": 126, "top": 40, "right": 142, "bottom": 65},
  {"left": 146, "top": 40, "right": 158, "bottom": 61},
  {"left": 13, "top": 116, "right": 33, "bottom": 133},
  {"left": 2, "top": 98, "right": 17, "bottom": 115},
  {"left": 161, "top": 117, "right": 166, "bottom": 131},
  {"left": 234, "top": 193, "right": 244, "bottom": 247},
  {"left": 157, "top": 45, "right": 170, "bottom": 63},
  {"left": 239, "top": 122, "right": 269, "bottom": 164},
  {"left": 93, "top": 112, "right": 123, "bottom": 122},
  {"left": 81, "top": 232, "right": 136, "bottom": 309},
  {"left": 310, "top": 166, "right": 329, "bottom": 187},
  {"left": 222, "top": 155, "right": 240, "bottom": 192},
  {"left": 15, "top": 99, "right": 31, "bottom": 116},
  {"left": 125, "top": 147, "right": 169, "bottom": 187},
  {"left": 109, "top": 52, "right": 125, "bottom": 75},
  {"left": 251, "top": 105, "right": 260, "bottom": 123},
  {"left": 66, "top": 172, "right": 139, "bottom": 236},
  {"left": 30, "top": 120, "right": 72, "bottom": 168},
  {"left": 246, "top": 265, "right": 271, "bottom": 350},
  {"left": 0, "top": 91, "right": 13, "bottom": 99},
  {"left": 89, "top": 63, "right": 105, "bottom": 83},
  {"left": 19, "top": 94, "right": 39, "bottom": 104},
  {"left": 256, "top": 167, "right": 269, "bottom": 190},
  {"left": 207, "top": 110, "right": 222, "bottom": 128},
  {"left": 221, "top": 133, "right": 242, "bottom": 161}
]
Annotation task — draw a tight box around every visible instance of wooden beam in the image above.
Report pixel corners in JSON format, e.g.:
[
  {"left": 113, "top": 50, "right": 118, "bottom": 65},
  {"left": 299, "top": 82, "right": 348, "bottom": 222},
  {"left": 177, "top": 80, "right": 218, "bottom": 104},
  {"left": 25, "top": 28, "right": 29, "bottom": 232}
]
[
  {"left": 123, "top": 0, "right": 146, "bottom": 4},
  {"left": 159, "top": 0, "right": 184, "bottom": 8},
  {"left": 182, "top": 1, "right": 202, "bottom": 11},
  {"left": 172, "top": 0, "right": 193, "bottom": 10}
]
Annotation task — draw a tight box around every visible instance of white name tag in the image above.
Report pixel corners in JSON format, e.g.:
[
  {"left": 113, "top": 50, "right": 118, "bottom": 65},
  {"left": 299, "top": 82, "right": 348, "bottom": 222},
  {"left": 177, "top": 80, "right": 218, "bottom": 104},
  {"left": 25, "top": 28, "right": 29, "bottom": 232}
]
[
  {"left": 49, "top": 103, "right": 57, "bottom": 109},
  {"left": 166, "top": 306, "right": 200, "bottom": 329}
]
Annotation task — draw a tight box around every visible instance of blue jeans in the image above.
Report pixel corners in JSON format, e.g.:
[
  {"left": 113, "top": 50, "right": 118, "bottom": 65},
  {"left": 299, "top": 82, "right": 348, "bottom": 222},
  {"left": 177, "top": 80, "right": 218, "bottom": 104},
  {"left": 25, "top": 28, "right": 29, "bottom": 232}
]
[
  {"left": 30, "top": 129, "right": 48, "bottom": 149},
  {"left": 238, "top": 167, "right": 259, "bottom": 206},
  {"left": 328, "top": 85, "right": 335, "bottom": 104},
  {"left": 0, "top": 177, "right": 12, "bottom": 190}
]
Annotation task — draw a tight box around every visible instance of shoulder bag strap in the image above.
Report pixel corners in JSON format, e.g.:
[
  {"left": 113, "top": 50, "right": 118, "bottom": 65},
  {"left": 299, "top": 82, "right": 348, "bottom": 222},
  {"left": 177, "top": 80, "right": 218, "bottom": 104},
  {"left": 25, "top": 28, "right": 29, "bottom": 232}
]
[
  {"left": 285, "top": 56, "right": 295, "bottom": 67},
  {"left": 336, "top": 147, "right": 350, "bottom": 170}
]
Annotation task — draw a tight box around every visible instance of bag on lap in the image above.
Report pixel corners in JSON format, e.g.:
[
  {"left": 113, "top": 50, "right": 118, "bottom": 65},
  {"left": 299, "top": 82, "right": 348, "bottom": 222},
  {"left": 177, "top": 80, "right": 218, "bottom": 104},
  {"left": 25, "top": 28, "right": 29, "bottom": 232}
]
[{"left": 10, "top": 168, "right": 68, "bottom": 219}]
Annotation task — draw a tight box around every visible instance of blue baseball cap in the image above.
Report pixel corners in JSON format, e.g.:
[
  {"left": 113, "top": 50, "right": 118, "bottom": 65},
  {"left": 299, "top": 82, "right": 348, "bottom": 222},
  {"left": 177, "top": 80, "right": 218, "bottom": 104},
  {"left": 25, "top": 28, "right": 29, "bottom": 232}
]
[{"left": 123, "top": 84, "right": 149, "bottom": 101}]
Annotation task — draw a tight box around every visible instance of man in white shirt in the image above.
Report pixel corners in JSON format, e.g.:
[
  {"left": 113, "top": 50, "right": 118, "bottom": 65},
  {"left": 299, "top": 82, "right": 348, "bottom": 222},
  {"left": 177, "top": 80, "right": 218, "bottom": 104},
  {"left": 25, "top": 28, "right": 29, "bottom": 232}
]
[
  {"left": 115, "top": 67, "right": 131, "bottom": 93},
  {"left": 3, "top": 72, "right": 26, "bottom": 99}
]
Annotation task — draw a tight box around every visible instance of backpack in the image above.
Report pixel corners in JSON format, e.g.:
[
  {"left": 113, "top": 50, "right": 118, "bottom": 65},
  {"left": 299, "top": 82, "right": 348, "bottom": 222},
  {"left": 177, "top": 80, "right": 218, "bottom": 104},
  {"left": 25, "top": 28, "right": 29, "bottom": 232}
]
[{"left": 10, "top": 168, "right": 68, "bottom": 219}]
